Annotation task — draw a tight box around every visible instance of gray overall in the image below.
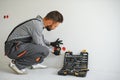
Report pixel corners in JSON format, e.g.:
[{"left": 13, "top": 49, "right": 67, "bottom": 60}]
[{"left": 5, "top": 16, "right": 50, "bottom": 69}]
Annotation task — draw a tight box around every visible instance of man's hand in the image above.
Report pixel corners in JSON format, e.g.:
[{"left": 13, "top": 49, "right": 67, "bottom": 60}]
[
  {"left": 50, "top": 38, "right": 63, "bottom": 47},
  {"left": 53, "top": 47, "right": 61, "bottom": 55}
]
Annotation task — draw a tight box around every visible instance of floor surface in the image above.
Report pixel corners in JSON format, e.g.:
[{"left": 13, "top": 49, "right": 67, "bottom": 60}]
[{"left": 0, "top": 61, "right": 120, "bottom": 80}]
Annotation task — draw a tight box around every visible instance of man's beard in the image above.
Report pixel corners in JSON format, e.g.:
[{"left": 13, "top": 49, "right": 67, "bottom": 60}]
[{"left": 45, "top": 26, "right": 52, "bottom": 31}]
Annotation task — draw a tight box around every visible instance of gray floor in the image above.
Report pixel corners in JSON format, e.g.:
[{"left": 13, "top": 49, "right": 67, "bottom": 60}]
[
  {"left": 0, "top": 54, "right": 120, "bottom": 80},
  {"left": 0, "top": 61, "right": 120, "bottom": 80}
]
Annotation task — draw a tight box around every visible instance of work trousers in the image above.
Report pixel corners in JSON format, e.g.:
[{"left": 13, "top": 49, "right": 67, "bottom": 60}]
[{"left": 5, "top": 40, "right": 49, "bottom": 69}]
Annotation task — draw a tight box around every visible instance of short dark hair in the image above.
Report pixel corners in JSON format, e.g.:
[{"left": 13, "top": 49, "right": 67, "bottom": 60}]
[{"left": 45, "top": 10, "right": 63, "bottom": 23}]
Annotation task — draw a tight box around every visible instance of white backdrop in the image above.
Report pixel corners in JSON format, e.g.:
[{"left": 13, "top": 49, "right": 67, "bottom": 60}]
[{"left": 0, "top": 0, "right": 120, "bottom": 79}]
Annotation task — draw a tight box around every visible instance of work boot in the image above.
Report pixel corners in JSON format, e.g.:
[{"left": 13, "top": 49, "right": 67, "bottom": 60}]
[
  {"left": 9, "top": 61, "right": 27, "bottom": 74},
  {"left": 31, "top": 63, "right": 47, "bottom": 69}
]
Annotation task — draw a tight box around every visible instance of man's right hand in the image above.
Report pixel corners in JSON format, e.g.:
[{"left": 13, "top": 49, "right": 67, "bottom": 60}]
[{"left": 50, "top": 38, "right": 63, "bottom": 47}]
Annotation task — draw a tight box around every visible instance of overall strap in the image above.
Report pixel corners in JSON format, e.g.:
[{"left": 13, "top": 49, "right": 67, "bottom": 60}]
[{"left": 6, "top": 18, "right": 41, "bottom": 41}]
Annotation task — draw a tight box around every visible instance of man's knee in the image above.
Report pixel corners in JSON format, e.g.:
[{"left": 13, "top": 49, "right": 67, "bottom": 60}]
[
  {"left": 31, "top": 44, "right": 49, "bottom": 58},
  {"left": 41, "top": 46, "right": 49, "bottom": 58}
]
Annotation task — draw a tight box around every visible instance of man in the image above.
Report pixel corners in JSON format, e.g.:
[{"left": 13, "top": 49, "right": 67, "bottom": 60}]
[{"left": 4, "top": 11, "right": 63, "bottom": 74}]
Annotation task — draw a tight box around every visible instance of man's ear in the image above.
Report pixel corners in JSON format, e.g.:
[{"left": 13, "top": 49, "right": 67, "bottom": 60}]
[{"left": 46, "top": 19, "right": 53, "bottom": 25}]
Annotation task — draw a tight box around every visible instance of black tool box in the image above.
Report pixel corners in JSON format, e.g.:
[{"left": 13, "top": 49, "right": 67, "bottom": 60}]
[{"left": 58, "top": 50, "right": 89, "bottom": 77}]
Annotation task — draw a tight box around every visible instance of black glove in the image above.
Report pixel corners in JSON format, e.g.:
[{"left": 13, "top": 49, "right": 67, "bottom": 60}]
[{"left": 50, "top": 38, "right": 63, "bottom": 47}]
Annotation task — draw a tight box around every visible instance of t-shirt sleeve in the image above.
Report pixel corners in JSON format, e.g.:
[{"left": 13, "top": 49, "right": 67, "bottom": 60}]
[{"left": 27, "top": 20, "right": 46, "bottom": 45}]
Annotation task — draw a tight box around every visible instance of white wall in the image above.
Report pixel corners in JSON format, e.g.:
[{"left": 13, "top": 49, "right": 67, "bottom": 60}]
[{"left": 0, "top": 0, "right": 120, "bottom": 79}]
